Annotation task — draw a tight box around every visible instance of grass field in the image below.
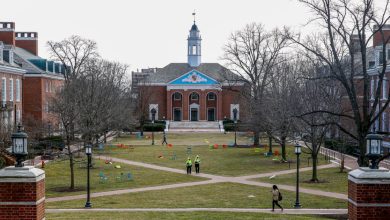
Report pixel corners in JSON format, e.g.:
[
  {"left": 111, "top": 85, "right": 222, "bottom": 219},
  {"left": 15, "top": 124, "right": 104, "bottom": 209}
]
[
  {"left": 46, "top": 211, "right": 342, "bottom": 220},
  {"left": 112, "top": 132, "right": 255, "bottom": 146},
  {"left": 45, "top": 158, "right": 205, "bottom": 198},
  {"left": 254, "top": 168, "right": 348, "bottom": 194},
  {"left": 47, "top": 182, "right": 347, "bottom": 209},
  {"left": 98, "top": 143, "right": 330, "bottom": 176}
]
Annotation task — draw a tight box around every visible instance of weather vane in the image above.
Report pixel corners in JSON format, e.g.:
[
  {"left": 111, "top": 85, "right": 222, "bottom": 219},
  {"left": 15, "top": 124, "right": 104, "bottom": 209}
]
[{"left": 192, "top": 10, "right": 196, "bottom": 24}]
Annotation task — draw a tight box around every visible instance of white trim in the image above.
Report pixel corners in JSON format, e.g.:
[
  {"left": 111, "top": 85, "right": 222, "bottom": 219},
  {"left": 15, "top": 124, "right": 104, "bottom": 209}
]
[
  {"left": 189, "top": 103, "right": 200, "bottom": 121},
  {"left": 348, "top": 198, "right": 390, "bottom": 207},
  {"left": 1, "top": 77, "right": 6, "bottom": 102},
  {"left": 190, "top": 92, "right": 199, "bottom": 101},
  {"left": 173, "top": 92, "right": 182, "bottom": 101},
  {"left": 149, "top": 104, "right": 158, "bottom": 121},
  {"left": 348, "top": 175, "right": 390, "bottom": 184},
  {"left": 0, "top": 197, "right": 45, "bottom": 206},
  {"left": 207, "top": 107, "right": 216, "bottom": 121},
  {"left": 0, "top": 65, "right": 25, "bottom": 75},
  {"left": 24, "top": 74, "right": 65, "bottom": 80},
  {"left": 230, "top": 104, "right": 240, "bottom": 120},
  {"left": 167, "top": 69, "right": 221, "bottom": 85},
  {"left": 9, "top": 78, "right": 13, "bottom": 101},
  {"left": 207, "top": 92, "right": 216, "bottom": 100},
  {"left": 167, "top": 84, "right": 222, "bottom": 91},
  {"left": 173, "top": 107, "right": 182, "bottom": 121},
  {"left": 15, "top": 79, "right": 20, "bottom": 102}
]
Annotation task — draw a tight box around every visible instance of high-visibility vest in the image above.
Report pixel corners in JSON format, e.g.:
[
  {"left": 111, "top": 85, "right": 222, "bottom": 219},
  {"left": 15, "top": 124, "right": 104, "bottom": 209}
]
[
  {"left": 186, "top": 160, "right": 192, "bottom": 166},
  {"left": 195, "top": 158, "right": 200, "bottom": 164}
]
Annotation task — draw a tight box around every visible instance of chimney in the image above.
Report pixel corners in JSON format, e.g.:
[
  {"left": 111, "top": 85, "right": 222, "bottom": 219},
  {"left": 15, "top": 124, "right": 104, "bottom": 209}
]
[
  {"left": 15, "top": 32, "right": 38, "bottom": 55},
  {"left": 0, "top": 22, "right": 15, "bottom": 45},
  {"left": 350, "top": 35, "right": 361, "bottom": 54},
  {"left": 373, "top": 24, "right": 390, "bottom": 47}
]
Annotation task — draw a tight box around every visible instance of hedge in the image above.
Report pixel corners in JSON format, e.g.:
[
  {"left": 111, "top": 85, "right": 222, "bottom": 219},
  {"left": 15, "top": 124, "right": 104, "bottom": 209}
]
[{"left": 143, "top": 123, "right": 165, "bottom": 132}]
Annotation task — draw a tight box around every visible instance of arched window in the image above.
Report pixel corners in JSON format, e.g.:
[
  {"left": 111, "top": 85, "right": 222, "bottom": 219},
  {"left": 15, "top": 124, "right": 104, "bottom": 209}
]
[
  {"left": 173, "top": 92, "right": 182, "bottom": 101},
  {"left": 207, "top": 92, "right": 216, "bottom": 100},
  {"left": 190, "top": 92, "right": 199, "bottom": 100}
]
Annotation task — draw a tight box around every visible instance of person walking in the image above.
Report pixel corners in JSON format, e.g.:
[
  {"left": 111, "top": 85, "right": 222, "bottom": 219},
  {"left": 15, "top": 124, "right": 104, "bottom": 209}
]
[
  {"left": 271, "top": 185, "right": 283, "bottom": 212},
  {"left": 186, "top": 157, "right": 192, "bottom": 174},
  {"left": 194, "top": 155, "right": 200, "bottom": 173},
  {"left": 162, "top": 130, "right": 168, "bottom": 145}
]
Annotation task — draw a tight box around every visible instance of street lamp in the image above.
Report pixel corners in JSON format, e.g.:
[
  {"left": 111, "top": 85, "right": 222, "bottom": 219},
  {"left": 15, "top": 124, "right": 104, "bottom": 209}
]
[
  {"left": 366, "top": 133, "right": 383, "bottom": 169},
  {"left": 151, "top": 108, "right": 156, "bottom": 145},
  {"left": 294, "top": 144, "right": 302, "bottom": 208},
  {"left": 11, "top": 124, "right": 28, "bottom": 167},
  {"left": 85, "top": 144, "right": 92, "bottom": 208},
  {"left": 233, "top": 109, "right": 238, "bottom": 147}
]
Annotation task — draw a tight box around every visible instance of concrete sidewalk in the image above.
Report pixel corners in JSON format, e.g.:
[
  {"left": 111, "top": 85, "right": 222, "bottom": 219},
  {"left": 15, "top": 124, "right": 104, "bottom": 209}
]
[{"left": 46, "top": 208, "right": 347, "bottom": 215}]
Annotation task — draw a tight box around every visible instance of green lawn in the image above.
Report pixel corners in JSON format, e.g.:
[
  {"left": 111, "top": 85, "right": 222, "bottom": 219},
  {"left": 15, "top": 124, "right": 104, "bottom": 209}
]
[
  {"left": 112, "top": 132, "right": 255, "bottom": 146},
  {"left": 46, "top": 212, "right": 341, "bottom": 220},
  {"left": 45, "top": 158, "right": 205, "bottom": 198},
  {"left": 47, "top": 182, "right": 347, "bottom": 209},
  {"left": 254, "top": 168, "right": 348, "bottom": 194},
  {"left": 98, "top": 143, "right": 329, "bottom": 176}
]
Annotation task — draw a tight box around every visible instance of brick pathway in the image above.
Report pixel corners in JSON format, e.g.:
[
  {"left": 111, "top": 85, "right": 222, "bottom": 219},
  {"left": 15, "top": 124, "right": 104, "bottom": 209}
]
[{"left": 47, "top": 157, "right": 346, "bottom": 203}]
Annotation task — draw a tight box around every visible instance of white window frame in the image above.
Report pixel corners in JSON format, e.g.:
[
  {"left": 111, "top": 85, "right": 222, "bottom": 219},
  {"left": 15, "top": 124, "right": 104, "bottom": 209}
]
[
  {"left": 190, "top": 92, "right": 199, "bottom": 101},
  {"left": 207, "top": 92, "right": 216, "bottom": 101},
  {"left": 16, "top": 79, "right": 20, "bottom": 102},
  {"left": 173, "top": 92, "right": 182, "bottom": 101},
  {"left": 1, "top": 77, "right": 6, "bottom": 102},
  {"left": 9, "top": 78, "right": 13, "bottom": 101}
]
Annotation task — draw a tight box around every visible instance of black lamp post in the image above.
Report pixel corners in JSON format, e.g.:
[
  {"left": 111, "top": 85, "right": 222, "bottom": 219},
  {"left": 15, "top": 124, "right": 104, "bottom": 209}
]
[
  {"left": 294, "top": 144, "right": 302, "bottom": 208},
  {"left": 11, "top": 124, "right": 28, "bottom": 167},
  {"left": 366, "top": 133, "right": 383, "bottom": 169},
  {"left": 233, "top": 109, "right": 238, "bottom": 147},
  {"left": 151, "top": 108, "right": 156, "bottom": 145},
  {"left": 85, "top": 144, "right": 92, "bottom": 208}
]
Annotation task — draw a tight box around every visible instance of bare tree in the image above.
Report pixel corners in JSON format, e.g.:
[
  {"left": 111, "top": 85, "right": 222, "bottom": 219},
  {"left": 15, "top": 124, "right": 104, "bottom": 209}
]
[
  {"left": 48, "top": 36, "right": 98, "bottom": 190},
  {"left": 132, "top": 79, "right": 154, "bottom": 136},
  {"left": 295, "top": 59, "right": 342, "bottom": 181},
  {"left": 223, "top": 23, "right": 290, "bottom": 146},
  {"left": 264, "top": 58, "right": 301, "bottom": 161},
  {"left": 289, "top": 0, "right": 390, "bottom": 166}
]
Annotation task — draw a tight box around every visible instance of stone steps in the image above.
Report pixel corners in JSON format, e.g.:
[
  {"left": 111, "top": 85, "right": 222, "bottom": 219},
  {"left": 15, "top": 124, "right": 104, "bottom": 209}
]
[{"left": 168, "top": 121, "right": 223, "bottom": 132}]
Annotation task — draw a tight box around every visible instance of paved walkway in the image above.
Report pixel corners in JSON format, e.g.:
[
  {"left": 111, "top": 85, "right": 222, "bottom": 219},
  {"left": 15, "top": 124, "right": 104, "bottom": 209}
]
[
  {"left": 47, "top": 156, "right": 347, "bottom": 203},
  {"left": 46, "top": 208, "right": 347, "bottom": 215}
]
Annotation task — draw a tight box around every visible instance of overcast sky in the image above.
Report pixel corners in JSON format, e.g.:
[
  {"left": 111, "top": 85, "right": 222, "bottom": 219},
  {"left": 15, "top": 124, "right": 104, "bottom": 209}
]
[{"left": 2, "top": 0, "right": 313, "bottom": 71}]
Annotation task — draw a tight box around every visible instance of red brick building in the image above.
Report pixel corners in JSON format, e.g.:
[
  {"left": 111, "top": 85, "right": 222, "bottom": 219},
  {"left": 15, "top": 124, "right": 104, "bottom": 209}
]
[
  {"left": 0, "top": 23, "right": 26, "bottom": 131},
  {"left": 0, "top": 22, "right": 65, "bottom": 132},
  {"left": 132, "top": 22, "right": 245, "bottom": 129}
]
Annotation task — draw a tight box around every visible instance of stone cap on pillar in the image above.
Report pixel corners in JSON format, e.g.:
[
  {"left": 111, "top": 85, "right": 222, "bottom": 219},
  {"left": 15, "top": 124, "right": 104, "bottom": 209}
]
[
  {"left": 349, "top": 167, "right": 390, "bottom": 184},
  {"left": 0, "top": 166, "right": 45, "bottom": 182}
]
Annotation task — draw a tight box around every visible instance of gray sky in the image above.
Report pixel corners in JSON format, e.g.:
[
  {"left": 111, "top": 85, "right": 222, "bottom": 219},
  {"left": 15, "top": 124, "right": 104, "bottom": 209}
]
[{"left": 2, "top": 0, "right": 312, "bottom": 71}]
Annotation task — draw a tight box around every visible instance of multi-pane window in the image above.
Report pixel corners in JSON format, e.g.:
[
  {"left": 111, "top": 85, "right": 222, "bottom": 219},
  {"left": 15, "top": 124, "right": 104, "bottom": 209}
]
[
  {"left": 207, "top": 92, "right": 216, "bottom": 100},
  {"left": 9, "top": 79, "right": 13, "bottom": 101},
  {"left": 1, "top": 78, "right": 6, "bottom": 102},
  {"left": 190, "top": 92, "right": 199, "bottom": 100},
  {"left": 16, "top": 79, "right": 20, "bottom": 102},
  {"left": 173, "top": 92, "right": 182, "bottom": 101}
]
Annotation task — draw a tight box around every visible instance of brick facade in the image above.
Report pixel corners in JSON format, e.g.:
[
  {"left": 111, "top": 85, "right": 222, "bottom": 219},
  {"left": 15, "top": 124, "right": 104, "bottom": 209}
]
[
  {"left": 0, "top": 166, "right": 45, "bottom": 220},
  {"left": 348, "top": 168, "right": 390, "bottom": 220}
]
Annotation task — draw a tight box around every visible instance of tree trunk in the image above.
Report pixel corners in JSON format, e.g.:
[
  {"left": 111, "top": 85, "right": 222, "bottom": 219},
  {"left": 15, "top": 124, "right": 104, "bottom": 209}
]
[
  {"left": 253, "top": 132, "right": 260, "bottom": 147},
  {"left": 67, "top": 136, "right": 74, "bottom": 190},
  {"left": 311, "top": 153, "right": 318, "bottom": 182},
  {"left": 358, "top": 136, "right": 369, "bottom": 166},
  {"left": 340, "top": 153, "right": 345, "bottom": 173},
  {"left": 268, "top": 136, "right": 273, "bottom": 153},
  {"left": 281, "top": 136, "right": 287, "bottom": 161},
  {"left": 104, "top": 131, "right": 107, "bottom": 143}
]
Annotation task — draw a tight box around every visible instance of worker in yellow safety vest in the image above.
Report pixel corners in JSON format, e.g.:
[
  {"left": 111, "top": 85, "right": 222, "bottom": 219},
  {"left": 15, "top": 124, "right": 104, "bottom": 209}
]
[
  {"left": 186, "top": 157, "right": 192, "bottom": 174},
  {"left": 194, "top": 155, "right": 201, "bottom": 173}
]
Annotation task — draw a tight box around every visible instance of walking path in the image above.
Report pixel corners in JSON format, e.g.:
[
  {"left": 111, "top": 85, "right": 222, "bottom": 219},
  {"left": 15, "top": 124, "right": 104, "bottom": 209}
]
[
  {"left": 46, "top": 208, "right": 348, "bottom": 215},
  {"left": 47, "top": 156, "right": 347, "bottom": 203}
]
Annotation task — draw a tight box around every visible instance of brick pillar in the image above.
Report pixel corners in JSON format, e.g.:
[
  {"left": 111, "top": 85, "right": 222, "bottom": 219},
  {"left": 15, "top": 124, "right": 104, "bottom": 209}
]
[
  {"left": 348, "top": 168, "right": 390, "bottom": 220},
  {"left": 199, "top": 90, "right": 206, "bottom": 121},
  {"left": 0, "top": 166, "right": 45, "bottom": 220},
  {"left": 166, "top": 90, "right": 172, "bottom": 121},
  {"left": 183, "top": 91, "right": 189, "bottom": 121},
  {"left": 217, "top": 90, "right": 223, "bottom": 121}
]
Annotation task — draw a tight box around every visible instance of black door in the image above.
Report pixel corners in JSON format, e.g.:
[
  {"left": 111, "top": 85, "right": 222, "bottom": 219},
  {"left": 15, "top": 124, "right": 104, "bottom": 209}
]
[
  {"left": 191, "top": 108, "right": 198, "bottom": 121},
  {"left": 174, "top": 108, "right": 181, "bottom": 121},
  {"left": 208, "top": 108, "right": 215, "bottom": 121}
]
